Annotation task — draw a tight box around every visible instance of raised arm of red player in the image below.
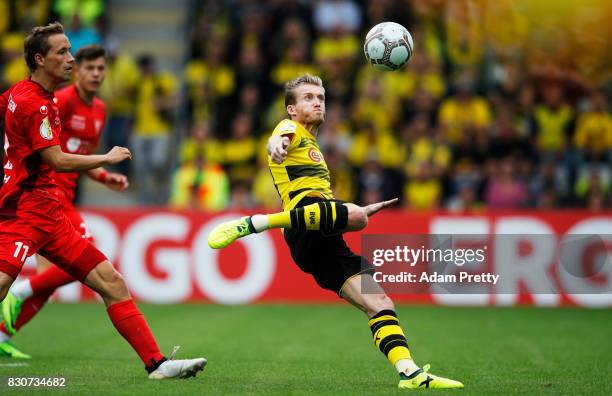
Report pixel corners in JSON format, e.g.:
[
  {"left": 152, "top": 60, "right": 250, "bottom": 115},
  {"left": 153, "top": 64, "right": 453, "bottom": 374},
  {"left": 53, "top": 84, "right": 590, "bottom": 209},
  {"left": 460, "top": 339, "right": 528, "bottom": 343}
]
[{"left": 40, "top": 145, "right": 132, "bottom": 172}]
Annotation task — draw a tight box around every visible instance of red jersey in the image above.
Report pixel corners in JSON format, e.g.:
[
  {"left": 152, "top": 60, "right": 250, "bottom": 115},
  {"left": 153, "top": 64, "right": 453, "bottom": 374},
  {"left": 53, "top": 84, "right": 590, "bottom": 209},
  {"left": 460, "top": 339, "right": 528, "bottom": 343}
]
[
  {"left": 54, "top": 84, "right": 106, "bottom": 204},
  {"left": 0, "top": 78, "right": 62, "bottom": 217}
]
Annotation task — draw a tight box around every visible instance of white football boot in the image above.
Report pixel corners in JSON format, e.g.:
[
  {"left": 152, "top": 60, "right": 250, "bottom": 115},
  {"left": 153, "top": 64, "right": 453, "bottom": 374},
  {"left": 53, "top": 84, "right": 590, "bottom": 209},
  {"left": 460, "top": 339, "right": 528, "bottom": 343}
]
[{"left": 148, "top": 346, "right": 207, "bottom": 380}]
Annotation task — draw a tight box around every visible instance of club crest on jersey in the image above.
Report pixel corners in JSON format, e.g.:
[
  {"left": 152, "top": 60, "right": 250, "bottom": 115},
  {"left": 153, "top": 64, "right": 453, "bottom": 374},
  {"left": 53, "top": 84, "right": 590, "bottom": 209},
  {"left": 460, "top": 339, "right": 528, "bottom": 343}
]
[
  {"left": 39, "top": 117, "right": 53, "bottom": 140},
  {"left": 308, "top": 147, "right": 322, "bottom": 163},
  {"left": 39, "top": 105, "right": 48, "bottom": 115}
]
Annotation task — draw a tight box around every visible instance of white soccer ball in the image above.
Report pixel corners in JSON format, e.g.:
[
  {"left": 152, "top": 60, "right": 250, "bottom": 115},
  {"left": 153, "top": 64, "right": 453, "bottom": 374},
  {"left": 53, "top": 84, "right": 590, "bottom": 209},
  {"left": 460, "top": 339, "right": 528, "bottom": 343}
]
[{"left": 364, "top": 22, "right": 414, "bottom": 71}]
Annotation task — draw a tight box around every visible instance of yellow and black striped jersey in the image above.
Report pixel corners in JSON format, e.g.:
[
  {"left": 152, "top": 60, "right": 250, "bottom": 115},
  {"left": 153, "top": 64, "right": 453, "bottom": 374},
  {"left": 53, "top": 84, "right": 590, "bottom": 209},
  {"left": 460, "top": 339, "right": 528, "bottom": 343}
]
[{"left": 268, "top": 119, "right": 333, "bottom": 210}]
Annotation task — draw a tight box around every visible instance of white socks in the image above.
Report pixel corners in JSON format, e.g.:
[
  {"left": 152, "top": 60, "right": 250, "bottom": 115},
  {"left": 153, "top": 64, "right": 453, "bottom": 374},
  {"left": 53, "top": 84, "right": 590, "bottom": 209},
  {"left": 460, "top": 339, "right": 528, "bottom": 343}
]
[
  {"left": 10, "top": 280, "right": 33, "bottom": 300},
  {"left": 249, "top": 214, "right": 269, "bottom": 233},
  {"left": 0, "top": 331, "right": 10, "bottom": 342},
  {"left": 395, "top": 359, "right": 420, "bottom": 376}
]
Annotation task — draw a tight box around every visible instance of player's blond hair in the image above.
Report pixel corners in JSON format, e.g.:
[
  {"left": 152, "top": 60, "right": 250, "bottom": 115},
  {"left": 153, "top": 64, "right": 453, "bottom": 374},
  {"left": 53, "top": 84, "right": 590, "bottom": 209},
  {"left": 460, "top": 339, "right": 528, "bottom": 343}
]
[{"left": 284, "top": 74, "right": 323, "bottom": 108}]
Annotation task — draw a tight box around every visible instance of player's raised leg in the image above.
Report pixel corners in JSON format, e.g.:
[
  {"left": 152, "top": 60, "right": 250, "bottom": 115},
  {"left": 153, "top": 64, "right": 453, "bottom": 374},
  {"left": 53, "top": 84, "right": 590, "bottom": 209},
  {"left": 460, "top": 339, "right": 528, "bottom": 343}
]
[
  {"left": 208, "top": 198, "right": 398, "bottom": 249},
  {"left": 341, "top": 275, "right": 463, "bottom": 389}
]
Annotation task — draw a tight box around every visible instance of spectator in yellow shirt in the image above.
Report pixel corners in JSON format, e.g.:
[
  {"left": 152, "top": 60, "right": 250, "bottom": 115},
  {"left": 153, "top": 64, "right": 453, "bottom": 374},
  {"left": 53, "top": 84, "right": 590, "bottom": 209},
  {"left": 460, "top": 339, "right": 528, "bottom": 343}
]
[
  {"left": 404, "top": 163, "right": 442, "bottom": 210},
  {"left": 98, "top": 43, "right": 140, "bottom": 176},
  {"left": 179, "top": 122, "right": 224, "bottom": 166},
  {"left": 348, "top": 122, "right": 401, "bottom": 169},
  {"left": 132, "top": 54, "right": 178, "bottom": 204},
  {"left": 223, "top": 114, "right": 258, "bottom": 182},
  {"left": 353, "top": 77, "right": 400, "bottom": 134},
  {"left": 0, "top": 33, "right": 28, "bottom": 91},
  {"left": 531, "top": 83, "right": 574, "bottom": 155},
  {"left": 574, "top": 92, "right": 612, "bottom": 162},
  {"left": 438, "top": 71, "right": 492, "bottom": 144},
  {"left": 401, "top": 114, "right": 451, "bottom": 179},
  {"left": 184, "top": 34, "right": 235, "bottom": 124}
]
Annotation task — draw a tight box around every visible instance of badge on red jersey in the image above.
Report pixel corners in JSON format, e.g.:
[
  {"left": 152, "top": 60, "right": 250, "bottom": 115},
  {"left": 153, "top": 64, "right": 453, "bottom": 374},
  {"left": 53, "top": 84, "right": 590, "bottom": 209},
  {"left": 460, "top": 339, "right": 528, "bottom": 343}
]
[
  {"left": 39, "top": 105, "right": 48, "bottom": 115},
  {"left": 39, "top": 117, "right": 53, "bottom": 140}
]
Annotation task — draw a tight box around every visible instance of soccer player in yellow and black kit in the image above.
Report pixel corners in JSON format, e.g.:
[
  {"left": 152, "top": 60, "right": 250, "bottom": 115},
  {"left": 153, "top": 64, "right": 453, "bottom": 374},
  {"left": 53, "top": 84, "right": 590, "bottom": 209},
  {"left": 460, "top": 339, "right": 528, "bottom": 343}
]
[{"left": 208, "top": 74, "right": 463, "bottom": 390}]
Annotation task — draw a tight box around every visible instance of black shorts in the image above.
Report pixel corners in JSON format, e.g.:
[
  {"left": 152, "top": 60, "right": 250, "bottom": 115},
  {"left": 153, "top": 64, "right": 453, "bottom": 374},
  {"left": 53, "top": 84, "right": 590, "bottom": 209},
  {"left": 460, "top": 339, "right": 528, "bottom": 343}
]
[{"left": 283, "top": 197, "right": 374, "bottom": 294}]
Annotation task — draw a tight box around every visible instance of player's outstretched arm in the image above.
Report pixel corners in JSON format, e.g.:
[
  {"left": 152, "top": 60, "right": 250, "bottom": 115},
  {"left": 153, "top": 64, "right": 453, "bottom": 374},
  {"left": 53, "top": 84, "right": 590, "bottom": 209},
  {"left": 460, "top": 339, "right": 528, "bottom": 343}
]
[
  {"left": 40, "top": 145, "right": 132, "bottom": 172},
  {"left": 86, "top": 167, "right": 130, "bottom": 191},
  {"left": 267, "top": 135, "right": 292, "bottom": 164}
]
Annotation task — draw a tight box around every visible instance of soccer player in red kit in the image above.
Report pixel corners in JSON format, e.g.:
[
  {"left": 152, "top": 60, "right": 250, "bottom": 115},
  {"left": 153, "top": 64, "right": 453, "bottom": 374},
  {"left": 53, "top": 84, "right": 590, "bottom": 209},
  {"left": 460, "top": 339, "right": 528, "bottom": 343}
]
[
  {"left": 0, "top": 45, "right": 130, "bottom": 358},
  {"left": 0, "top": 23, "right": 205, "bottom": 379}
]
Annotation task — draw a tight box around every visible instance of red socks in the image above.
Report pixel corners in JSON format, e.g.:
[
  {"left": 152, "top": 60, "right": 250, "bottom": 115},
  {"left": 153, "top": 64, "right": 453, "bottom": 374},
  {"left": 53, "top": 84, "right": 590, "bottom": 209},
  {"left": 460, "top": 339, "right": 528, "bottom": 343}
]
[
  {"left": 107, "top": 299, "right": 165, "bottom": 369},
  {"left": 30, "top": 265, "right": 76, "bottom": 296}
]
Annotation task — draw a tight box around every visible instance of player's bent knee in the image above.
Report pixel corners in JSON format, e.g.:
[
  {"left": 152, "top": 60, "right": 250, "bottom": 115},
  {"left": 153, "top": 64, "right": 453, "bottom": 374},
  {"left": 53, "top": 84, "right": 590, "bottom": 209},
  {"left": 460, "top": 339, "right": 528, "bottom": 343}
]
[
  {"left": 346, "top": 204, "right": 368, "bottom": 231},
  {"left": 85, "top": 261, "right": 130, "bottom": 302},
  {"left": 102, "top": 269, "right": 130, "bottom": 300}
]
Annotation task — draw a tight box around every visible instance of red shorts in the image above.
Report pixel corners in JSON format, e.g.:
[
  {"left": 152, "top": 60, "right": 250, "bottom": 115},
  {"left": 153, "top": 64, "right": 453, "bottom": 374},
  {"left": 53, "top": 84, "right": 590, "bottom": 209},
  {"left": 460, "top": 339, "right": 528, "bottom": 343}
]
[{"left": 0, "top": 201, "right": 106, "bottom": 281}]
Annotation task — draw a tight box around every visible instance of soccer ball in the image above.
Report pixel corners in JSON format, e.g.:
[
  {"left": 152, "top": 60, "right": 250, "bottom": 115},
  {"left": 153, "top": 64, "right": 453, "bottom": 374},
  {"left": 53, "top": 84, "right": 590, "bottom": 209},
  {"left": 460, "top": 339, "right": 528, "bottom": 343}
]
[{"left": 364, "top": 22, "right": 413, "bottom": 71}]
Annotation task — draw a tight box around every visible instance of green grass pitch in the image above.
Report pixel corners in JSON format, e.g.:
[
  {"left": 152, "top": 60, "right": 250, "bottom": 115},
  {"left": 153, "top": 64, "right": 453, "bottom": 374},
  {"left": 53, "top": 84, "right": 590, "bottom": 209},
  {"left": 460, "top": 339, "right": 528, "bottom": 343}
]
[{"left": 0, "top": 303, "right": 610, "bottom": 395}]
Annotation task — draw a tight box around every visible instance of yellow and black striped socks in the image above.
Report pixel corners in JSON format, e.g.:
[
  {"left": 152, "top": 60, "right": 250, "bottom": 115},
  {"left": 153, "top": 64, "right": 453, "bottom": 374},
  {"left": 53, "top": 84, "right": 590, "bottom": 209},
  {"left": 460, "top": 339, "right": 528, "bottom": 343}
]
[
  {"left": 368, "top": 310, "right": 416, "bottom": 374},
  {"left": 251, "top": 201, "right": 348, "bottom": 232}
]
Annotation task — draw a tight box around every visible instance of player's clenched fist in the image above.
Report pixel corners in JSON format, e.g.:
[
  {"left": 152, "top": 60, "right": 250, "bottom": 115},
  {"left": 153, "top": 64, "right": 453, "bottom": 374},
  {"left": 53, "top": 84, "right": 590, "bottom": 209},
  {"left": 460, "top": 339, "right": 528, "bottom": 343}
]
[
  {"left": 104, "top": 146, "right": 132, "bottom": 164},
  {"left": 271, "top": 136, "right": 290, "bottom": 164}
]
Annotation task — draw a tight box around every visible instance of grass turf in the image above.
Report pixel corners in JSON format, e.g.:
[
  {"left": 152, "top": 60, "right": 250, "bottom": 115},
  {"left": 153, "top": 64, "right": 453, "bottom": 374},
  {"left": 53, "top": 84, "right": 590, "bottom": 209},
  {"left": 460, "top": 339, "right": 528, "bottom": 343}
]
[{"left": 0, "top": 303, "right": 610, "bottom": 395}]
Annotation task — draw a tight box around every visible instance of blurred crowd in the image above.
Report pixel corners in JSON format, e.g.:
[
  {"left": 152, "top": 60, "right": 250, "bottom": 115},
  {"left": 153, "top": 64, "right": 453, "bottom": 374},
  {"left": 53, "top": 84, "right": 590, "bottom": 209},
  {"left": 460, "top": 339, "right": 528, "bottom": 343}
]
[
  {"left": 179, "top": 0, "right": 611, "bottom": 212},
  {"left": 2, "top": 0, "right": 611, "bottom": 211},
  {"left": 0, "top": 0, "right": 106, "bottom": 92}
]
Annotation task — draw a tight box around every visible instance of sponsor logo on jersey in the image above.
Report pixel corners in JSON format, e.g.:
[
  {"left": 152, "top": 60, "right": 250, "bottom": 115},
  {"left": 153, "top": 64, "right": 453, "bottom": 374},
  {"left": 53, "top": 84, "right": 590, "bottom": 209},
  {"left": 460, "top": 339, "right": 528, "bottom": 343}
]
[
  {"left": 39, "top": 117, "right": 53, "bottom": 140},
  {"left": 308, "top": 147, "right": 322, "bottom": 163},
  {"left": 66, "top": 137, "right": 82, "bottom": 153},
  {"left": 70, "top": 115, "right": 86, "bottom": 131},
  {"left": 39, "top": 105, "right": 48, "bottom": 115}
]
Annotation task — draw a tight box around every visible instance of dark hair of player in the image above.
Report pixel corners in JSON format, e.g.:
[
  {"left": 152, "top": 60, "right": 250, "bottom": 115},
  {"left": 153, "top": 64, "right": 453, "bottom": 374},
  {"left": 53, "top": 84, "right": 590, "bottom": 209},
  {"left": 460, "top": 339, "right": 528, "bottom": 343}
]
[
  {"left": 75, "top": 45, "right": 106, "bottom": 65},
  {"left": 23, "top": 22, "right": 65, "bottom": 72},
  {"left": 284, "top": 74, "right": 323, "bottom": 109}
]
